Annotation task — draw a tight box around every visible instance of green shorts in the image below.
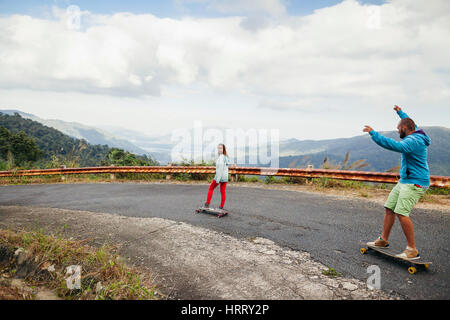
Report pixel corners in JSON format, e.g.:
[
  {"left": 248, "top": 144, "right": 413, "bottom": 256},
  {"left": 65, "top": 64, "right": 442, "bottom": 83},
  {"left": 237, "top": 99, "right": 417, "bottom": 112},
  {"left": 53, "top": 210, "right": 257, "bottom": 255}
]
[{"left": 384, "top": 182, "right": 426, "bottom": 217}]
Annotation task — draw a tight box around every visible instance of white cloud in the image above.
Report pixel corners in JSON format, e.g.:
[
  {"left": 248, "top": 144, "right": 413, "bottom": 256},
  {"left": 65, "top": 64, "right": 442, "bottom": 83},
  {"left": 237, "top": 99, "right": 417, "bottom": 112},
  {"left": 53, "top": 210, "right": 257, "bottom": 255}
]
[{"left": 0, "top": 0, "right": 449, "bottom": 113}]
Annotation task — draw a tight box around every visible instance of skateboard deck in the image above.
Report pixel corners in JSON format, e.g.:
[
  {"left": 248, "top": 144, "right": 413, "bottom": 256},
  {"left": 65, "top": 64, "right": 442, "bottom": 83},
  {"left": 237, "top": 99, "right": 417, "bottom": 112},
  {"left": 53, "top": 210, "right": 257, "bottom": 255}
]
[
  {"left": 360, "top": 240, "right": 432, "bottom": 274},
  {"left": 195, "top": 207, "right": 229, "bottom": 218}
]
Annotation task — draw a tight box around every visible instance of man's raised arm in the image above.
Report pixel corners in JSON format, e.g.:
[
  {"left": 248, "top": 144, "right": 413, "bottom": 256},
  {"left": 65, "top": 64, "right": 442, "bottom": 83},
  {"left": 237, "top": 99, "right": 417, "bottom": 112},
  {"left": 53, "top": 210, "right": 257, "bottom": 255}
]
[
  {"left": 394, "top": 105, "right": 418, "bottom": 130},
  {"left": 363, "top": 125, "right": 417, "bottom": 154}
]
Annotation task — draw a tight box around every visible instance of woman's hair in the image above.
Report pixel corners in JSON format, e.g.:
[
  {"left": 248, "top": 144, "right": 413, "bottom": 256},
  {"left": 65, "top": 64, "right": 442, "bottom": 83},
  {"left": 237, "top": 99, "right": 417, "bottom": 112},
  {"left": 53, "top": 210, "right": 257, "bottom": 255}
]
[{"left": 219, "top": 143, "right": 227, "bottom": 156}]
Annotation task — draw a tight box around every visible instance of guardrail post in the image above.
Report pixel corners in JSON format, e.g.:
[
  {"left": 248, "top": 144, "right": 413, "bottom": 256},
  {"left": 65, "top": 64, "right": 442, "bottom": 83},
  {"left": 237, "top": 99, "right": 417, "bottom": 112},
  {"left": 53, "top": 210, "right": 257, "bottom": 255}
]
[
  {"left": 109, "top": 164, "right": 116, "bottom": 180},
  {"left": 61, "top": 165, "right": 66, "bottom": 182},
  {"left": 166, "top": 163, "right": 173, "bottom": 180},
  {"left": 306, "top": 165, "right": 314, "bottom": 184}
]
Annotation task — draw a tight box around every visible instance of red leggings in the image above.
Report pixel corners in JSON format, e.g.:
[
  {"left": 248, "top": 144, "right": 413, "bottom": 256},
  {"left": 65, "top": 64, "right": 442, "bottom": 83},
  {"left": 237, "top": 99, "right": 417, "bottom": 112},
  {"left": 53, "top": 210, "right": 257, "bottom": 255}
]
[{"left": 206, "top": 180, "right": 227, "bottom": 207}]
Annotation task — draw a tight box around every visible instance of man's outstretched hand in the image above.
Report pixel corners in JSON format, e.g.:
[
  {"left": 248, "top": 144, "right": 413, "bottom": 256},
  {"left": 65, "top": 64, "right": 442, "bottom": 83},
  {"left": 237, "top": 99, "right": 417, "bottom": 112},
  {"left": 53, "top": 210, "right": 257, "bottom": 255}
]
[
  {"left": 394, "top": 105, "right": 402, "bottom": 112},
  {"left": 363, "top": 125, "right": 374, "bottom": 133}
]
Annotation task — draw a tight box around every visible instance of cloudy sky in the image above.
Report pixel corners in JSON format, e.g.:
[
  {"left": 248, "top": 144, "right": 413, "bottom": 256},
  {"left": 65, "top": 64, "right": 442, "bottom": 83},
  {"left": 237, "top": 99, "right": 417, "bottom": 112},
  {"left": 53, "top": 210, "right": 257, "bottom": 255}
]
[{"left": 0, "top": 0, "right": 449, "bottom": 140}]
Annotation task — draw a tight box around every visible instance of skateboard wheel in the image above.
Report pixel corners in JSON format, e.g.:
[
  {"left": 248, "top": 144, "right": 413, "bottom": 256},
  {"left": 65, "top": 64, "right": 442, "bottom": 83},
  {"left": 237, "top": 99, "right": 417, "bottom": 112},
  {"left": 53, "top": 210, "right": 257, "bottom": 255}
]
[
  {"left": 424, "top": 264, "right": 429, "bottom": 269},
  {"left": 360, "top": 248, "right": 367, "bottom": 254},
  {"left": 408, "top": 267, "right": 417, "bottom": 275}
]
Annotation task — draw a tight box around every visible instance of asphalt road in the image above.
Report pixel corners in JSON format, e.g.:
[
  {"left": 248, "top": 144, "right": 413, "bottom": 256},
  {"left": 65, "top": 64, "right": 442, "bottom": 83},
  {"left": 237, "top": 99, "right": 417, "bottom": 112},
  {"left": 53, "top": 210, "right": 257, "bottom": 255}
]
[{"left": 0, "top": 182, "right": 448, "bottom": 299}]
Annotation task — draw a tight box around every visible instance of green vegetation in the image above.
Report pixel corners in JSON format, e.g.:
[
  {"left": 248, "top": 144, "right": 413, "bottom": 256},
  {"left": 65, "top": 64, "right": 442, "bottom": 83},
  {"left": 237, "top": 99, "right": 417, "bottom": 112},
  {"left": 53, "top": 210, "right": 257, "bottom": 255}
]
[
  {"left": 0, "top": 228, "right": 157, "bottom": 300},
  {"left": 169, "top": 158, "right": 215, "bottom": 181},
  {"left": 264, "top": 176, "right": 277, "bottom": 184},
  {"left": 104, "top": 148, "right": 159, "bottom": 180},
  {"left": 419, "top": 187, "right": 449, "bottom": 203},
  {"left": 0, "top": 112, "right": 158, "bottom": 170},
  {"left": 237, "top": 175, "right": 261, "bottom": 183},
  {"left": 322, "top": 267, "right": 341, "bottom": 277},
  {"left": 106, "top": 148, "right": 157, "bottom": 167},
  {"left": 0, "top": 126, "right": 43, "bottom": 169},
  {"left": 426, "top": 187, "right": 449, "bottom": 195}
]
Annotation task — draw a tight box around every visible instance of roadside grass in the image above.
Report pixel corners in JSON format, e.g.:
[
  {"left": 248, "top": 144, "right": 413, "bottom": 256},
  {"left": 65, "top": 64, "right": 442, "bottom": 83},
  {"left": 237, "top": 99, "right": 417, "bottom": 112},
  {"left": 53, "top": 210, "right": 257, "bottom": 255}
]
[
  {"left": 424, "top": 187, "right": 450, "bottom": 196},
  {"left": 0, "top": 282, "right": 34, "bottom": 300},
  {"left": 0, "top": 228, "right": 158, "bottom": 300},
  {"left": 0, "top": 173, "right": 167, "bottom": 185},
  {"left": 263, "top": 175, "right": 389, "bottom": 192},
  {"left": 322, "top": 267, "right": 341, "bottom": 278}
]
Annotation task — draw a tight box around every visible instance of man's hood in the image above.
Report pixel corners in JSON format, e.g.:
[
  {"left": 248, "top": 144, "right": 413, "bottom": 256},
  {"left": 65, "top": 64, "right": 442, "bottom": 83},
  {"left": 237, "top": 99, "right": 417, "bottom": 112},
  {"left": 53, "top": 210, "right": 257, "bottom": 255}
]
[{"left": 410, "top": 129, "right": 431, "bottom": 146}]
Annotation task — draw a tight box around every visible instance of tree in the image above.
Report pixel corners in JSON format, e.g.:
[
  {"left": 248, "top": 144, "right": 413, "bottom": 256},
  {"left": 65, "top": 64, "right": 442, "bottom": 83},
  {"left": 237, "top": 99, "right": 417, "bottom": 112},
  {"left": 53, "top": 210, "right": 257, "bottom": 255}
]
[
  {"left": 0, "top": 126, "right": 43, "bottom": 166},
  {"left": 106, "top": 148, "right": 156, "bottom": 166}
]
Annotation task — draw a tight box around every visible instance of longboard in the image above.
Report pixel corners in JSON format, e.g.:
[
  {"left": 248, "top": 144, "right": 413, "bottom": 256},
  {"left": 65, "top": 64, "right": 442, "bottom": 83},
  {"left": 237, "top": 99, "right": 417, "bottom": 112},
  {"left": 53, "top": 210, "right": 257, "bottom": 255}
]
[
  {"left": 195, "top": 207, "right": 229, "bottom": 218},
  {"left": 360, "top": 240, "right": 432, "bottom": 274}
]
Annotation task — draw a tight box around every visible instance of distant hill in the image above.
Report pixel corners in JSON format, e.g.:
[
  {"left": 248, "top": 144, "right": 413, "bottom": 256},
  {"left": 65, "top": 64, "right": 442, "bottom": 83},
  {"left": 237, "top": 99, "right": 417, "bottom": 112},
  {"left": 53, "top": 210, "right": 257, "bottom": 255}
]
[
  {"left": 0, "top": 111, "right": 110, "bottom": 167},
  {"left": 0, "top": 109, "right": 149, "bottom": 156},
  {"left": 96, "top": 125, "right": 174, "bottom": 164},
  {"left": 278, "top": 127, "right": 450, "bottom": 176},
  {"left": 0, "top": 112, "right": 157, "bottom": 167}
]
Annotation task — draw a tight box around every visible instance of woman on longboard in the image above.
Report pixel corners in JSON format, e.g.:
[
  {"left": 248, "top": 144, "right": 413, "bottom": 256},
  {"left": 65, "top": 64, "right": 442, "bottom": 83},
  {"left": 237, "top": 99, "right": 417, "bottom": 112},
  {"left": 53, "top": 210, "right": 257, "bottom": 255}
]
[{"left": 204, "top": 144, "right": 232, "bottom": 210}]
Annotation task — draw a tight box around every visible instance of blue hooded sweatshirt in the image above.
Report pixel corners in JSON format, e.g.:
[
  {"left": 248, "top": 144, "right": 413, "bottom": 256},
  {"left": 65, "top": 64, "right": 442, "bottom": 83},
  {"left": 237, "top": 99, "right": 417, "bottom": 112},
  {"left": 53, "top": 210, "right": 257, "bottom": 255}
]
[{"left": 369, "top": 110, "right": 431, "bottom": 187}]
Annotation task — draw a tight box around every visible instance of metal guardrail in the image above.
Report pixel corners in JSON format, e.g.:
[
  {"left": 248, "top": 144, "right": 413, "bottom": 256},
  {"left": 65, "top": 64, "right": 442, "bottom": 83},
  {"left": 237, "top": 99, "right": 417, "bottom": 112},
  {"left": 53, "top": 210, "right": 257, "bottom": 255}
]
[{"left": 0, "top": 166, "right": 448, "bottom": 188}]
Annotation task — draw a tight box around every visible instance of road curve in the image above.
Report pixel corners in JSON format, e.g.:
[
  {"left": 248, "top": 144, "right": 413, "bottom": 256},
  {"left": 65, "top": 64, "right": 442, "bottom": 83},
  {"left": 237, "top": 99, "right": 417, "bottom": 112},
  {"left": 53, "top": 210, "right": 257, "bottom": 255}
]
[{"left": 0, "top": 182, "right": 448, "bottom": 299}]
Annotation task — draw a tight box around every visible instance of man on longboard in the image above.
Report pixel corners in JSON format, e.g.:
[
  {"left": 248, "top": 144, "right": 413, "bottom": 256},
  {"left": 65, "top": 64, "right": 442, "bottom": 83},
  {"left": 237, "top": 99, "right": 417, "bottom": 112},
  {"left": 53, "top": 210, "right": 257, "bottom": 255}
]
[{"left": 363, "top": 106, "right": 431, "bottom": 260}]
